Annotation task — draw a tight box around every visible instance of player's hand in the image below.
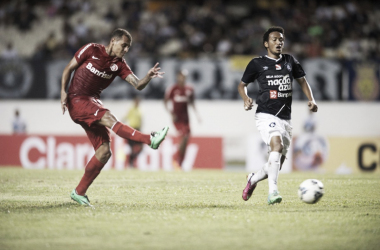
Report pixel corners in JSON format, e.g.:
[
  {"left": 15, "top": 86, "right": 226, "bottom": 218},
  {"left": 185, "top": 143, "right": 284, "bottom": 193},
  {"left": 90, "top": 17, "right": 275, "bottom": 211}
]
[
  {"left": 308, "top": 101, "right": 318, "bottom": 112},
  {"left": 244, "top": 97, "right": 253, "bottom": 111},
  {"left": 61, "top": 91, "right": 67, "bottom": 115},
  {"left": 148, "top": 63, "right": 165, "bottom": 79}
]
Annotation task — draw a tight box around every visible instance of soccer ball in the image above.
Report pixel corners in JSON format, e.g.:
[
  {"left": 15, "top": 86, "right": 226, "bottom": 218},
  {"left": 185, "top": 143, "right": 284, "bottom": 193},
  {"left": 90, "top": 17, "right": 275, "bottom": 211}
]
[{"left": 298, "top": 179, "right": 324, "bottom": 204}]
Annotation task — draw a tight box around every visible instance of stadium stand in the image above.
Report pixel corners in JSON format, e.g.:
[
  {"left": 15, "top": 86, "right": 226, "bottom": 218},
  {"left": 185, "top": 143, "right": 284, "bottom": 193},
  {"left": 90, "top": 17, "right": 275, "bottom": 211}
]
[{"left": 0, "top": 0, "right": 379, "bottom": 60}]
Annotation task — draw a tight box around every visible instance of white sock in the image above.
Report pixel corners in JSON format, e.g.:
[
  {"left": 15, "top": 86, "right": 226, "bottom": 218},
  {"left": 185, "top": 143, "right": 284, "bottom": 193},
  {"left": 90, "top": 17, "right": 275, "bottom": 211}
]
[
  {"left": 268, "top": 152, "right": 281, "bottom": 194},
  {"left": 250, "top": 163, "right": 268, "bottom": 185}
]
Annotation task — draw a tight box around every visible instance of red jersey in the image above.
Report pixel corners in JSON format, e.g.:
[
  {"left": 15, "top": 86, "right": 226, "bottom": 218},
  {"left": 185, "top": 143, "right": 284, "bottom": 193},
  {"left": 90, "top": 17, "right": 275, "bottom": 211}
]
[
  {"left": 68, "top": 43, "right": 133, "bottom": 98},
  {"left": 165, "top": 84, "right": 194, "bottom": 123}
]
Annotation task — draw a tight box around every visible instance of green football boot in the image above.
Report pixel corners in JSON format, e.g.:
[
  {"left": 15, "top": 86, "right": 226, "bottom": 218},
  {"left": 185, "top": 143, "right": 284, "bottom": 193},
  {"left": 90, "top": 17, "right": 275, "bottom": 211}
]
[
  {"left": 268, "top": 191, "right": 282, "bottom": 205},
  {"left": 150, "top": 126, "right": 169, "bottom": 149},
  {"left": 70, "top": 189, "right": 93, "bottom": 207}
]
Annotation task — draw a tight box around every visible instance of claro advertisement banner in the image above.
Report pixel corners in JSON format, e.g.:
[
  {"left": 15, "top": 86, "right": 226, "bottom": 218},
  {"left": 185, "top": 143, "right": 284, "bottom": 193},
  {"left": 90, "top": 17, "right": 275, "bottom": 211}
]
[
  {"left": 292, "top": 136, "right": 380, "bottom": 173},
  {"left": 0, "top": 135, "right": 223, "bottom": 170},
  {"left": 321, "top": 137, "right": 380, "bottom": 174},
  {"left": 246, "top": 135, "right": 380, "bottom": 174}
]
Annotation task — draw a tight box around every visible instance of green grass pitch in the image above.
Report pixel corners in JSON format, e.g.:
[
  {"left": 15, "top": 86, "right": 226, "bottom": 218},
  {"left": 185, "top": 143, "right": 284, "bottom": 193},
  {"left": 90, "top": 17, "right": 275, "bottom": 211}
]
[{"left": 0, "top": 168, "right": 379, "bottom": 250}]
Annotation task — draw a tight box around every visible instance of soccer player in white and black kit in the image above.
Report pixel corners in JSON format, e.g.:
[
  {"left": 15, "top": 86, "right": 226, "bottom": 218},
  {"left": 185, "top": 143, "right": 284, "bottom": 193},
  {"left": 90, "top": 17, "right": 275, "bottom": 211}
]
[{"left": 239, "top": 26, "right": 318, "bottom": 205}]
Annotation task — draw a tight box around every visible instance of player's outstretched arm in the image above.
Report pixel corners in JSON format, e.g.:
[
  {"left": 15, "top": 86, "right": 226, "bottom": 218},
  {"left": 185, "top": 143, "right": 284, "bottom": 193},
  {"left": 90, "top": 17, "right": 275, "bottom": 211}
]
[
  {"left": 126, "top": 63, "right": 165, "bottom": 91},
  {"left": 61, "top": 57, "right": 79, "bottom": 114},
  {"left": 296, "top": 77, "right": 318, "bottom": 112},
  {"left": 238, "top": 81, "right": 253, "bottom": 111}
]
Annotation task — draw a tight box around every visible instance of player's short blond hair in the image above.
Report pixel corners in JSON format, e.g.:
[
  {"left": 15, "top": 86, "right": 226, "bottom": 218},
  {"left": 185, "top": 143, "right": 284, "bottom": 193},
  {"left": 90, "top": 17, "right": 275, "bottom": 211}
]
[{"left": 111, "top": 28, "right": 132, "bottom": 43}]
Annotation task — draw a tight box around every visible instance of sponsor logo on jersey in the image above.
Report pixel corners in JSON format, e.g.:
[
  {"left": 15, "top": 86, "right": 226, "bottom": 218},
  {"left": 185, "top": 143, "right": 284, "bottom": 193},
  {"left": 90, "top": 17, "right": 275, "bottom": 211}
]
[
  {"left": 275, "top": 64, "right": 281, "bottom": 70},
  {"left": 268, "top": 74, "right": 292, "bottom": 91},
  {"left": 286, "top": 63, "right": 292, "bottom": 71},
  {"left": 266, "top": 75, "right": 284, "bottom": 79},
  {"left": 78, "top": 43, "right": 92, "bottom": 58},
  {"left": 270, "top": 90, "right": 277, "bottom": 99},
  {"left": 110, "top": 64, "right": 118, "bottom": 71},
  {"left": 278, "top": 92, "right": 292, "bottom": 98},
  {"left": 92, "top": 56, "right": 99, "bottom": 60},
  {"left": 86, "top": 63, "right": 113, "bottom": 79},
  {"left": 263, "top": 66, "right": 268, "bottom": 70},
  {"left": 269, "top": 122, "right": 276, "bottom": 127}
]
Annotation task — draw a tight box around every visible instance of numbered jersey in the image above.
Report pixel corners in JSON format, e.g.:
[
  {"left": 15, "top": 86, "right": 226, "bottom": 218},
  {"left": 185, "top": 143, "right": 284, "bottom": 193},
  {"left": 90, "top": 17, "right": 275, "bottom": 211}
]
[{"left": 241, "top": 54, "right": 305, "bottom": 120}]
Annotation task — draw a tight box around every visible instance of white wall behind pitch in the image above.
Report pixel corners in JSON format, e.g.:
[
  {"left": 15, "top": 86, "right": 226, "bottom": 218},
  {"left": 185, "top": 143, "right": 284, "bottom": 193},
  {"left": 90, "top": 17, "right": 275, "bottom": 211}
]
[{"left": 1, "top": 100, "right": 379, "bottom": 161}]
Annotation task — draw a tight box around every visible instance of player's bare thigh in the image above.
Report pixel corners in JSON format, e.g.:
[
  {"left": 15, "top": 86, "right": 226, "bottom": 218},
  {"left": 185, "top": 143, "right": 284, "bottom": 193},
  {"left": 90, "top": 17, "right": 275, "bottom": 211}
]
[
  {"left": 270, "top": 136, "right": 283, "bottom": 153},
  {"left": 97, "top": 111, "right": 118, "bottom": 128}
]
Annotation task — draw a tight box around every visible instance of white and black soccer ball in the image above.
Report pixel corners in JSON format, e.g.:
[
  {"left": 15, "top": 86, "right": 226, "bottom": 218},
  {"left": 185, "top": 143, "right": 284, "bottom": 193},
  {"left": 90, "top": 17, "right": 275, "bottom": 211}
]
[{"left": 298, "top": 179, "right": 324, "bottom": 204}]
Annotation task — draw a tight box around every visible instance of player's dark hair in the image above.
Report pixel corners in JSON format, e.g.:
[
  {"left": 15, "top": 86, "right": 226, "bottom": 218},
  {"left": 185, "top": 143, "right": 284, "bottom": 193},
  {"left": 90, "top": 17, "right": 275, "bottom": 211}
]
[
  {"left": 263, "top": 26, "right": 284, "bottom": 50},
  {"left": 111, "top": 28, "right": 132, "bottom": 42}
]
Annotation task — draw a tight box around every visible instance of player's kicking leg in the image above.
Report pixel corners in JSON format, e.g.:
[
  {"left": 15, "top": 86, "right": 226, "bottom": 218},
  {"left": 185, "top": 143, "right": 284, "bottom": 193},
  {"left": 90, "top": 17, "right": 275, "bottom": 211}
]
[
  {"left": 70, "top": 125, "right": 171, "bottom": 207},
  {"left": 149, "top": 127, "right": 169, "bottom": 149},
  {"left": 99, "top": 111, "right": 169, "bottom": 149},
  {"left": 70, "top": 111, "right": 169, "bottom": 206}
]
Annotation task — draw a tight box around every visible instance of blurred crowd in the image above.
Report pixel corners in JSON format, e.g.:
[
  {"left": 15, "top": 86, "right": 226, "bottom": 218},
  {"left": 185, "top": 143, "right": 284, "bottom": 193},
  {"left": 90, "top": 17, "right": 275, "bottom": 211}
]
[{"left": 0, "top": 0, "right": 379, "bottom": 61}]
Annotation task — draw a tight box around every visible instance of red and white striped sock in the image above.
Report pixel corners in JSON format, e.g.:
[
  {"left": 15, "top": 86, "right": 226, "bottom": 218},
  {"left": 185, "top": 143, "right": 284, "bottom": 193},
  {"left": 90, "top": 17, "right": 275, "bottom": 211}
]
[{"left": 112, "top": 121, "right": 151, "bottom": 145}]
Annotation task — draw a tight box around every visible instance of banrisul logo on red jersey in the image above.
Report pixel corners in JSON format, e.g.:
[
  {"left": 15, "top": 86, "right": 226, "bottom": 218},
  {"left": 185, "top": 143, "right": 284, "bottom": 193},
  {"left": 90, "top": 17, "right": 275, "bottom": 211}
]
[
  {"left": 86, "top": 63, "right": 113, "bottom": 79},
  {"left": 0, "top": 135, "right": 223, "bottom": 170}
]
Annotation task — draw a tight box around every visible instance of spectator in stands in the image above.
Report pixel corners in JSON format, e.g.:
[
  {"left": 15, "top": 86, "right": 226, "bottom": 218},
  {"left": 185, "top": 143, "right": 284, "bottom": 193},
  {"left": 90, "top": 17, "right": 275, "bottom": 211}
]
[
  {"left": 0, "top": 0, "right": 378, "bottom": 60},
  {"left": 45, "top": 32, "right": 59, "bottom": 58},
  {"left": 15, "top": 3, "right": 36, "bottom": 31},
  {"left": 74, "top": 18, "right": 89, "bottom": 39},
  {"left": 1, "top": 42, "right": 18, "bottom": 60},
  {"left": 104, "top": 7, "right": 117, "bottom": 23}
]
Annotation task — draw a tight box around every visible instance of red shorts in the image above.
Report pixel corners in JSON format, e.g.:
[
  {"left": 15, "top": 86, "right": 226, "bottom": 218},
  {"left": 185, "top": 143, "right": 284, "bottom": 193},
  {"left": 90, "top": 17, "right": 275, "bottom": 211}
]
[
  {"left": 174, "top": 122, "right": 190, "bottom": 136},
  {"left": 67, "top": 95, "right": 110, "bottom": 150}
]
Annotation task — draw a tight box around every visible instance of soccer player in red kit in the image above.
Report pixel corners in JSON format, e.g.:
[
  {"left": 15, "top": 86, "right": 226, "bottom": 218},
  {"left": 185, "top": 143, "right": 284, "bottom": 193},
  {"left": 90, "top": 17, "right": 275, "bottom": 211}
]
[
  {"left": 164, "top": 70, "right": 200, "bottom": 169},
  {"left": 61, "top": 28, "right": 169, "bottom": 207}
]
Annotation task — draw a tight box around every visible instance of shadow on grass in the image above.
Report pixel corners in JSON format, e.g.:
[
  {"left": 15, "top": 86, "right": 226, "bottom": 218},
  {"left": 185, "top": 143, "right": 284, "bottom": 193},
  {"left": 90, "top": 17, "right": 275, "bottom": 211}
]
[
  {"left": 135, "top": 203, "right": 236, "bottom": 210},
  {"left": 0, "top": 201, "right": 81, "bottom": 212},
  {"left": 1, "top": 200, "right": 239, "bottom": 212},
  {"left": 88, "top": 202, "right": 238, "bottom": 211}
]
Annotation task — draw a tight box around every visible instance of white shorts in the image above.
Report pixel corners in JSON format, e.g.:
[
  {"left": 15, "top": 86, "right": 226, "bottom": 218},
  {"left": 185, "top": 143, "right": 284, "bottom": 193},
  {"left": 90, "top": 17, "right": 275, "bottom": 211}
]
[{"left": 255, "top": 113, "right": 293, "bottom": 156}]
